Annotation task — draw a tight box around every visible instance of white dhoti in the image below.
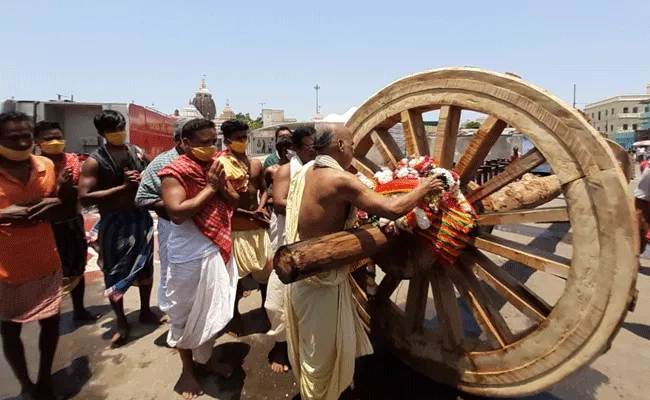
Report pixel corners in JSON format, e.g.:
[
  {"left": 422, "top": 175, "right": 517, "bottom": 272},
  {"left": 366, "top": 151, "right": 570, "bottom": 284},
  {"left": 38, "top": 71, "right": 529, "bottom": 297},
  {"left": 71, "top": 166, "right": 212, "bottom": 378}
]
[
  {"left": 284, "top": 157, "right": 373, "bottom": 400},
  {"left": 156, "top": 217, "right": 172, "bottom": 312},
  {"left": 166, "top": 249, "right": 238, "bottom": 363},
  {"left": 265, "top": 212, "right": 287, "bottom": 341}
]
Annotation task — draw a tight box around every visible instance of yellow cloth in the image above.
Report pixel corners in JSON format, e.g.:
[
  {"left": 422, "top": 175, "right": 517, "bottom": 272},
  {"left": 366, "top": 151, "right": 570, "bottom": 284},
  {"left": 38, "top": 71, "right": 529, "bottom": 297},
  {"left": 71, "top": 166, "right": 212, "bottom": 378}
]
[
  {"left": 284, "top": 156, "right": 373, "bottom": 400},
  {"left": 232, "top": 228, "right": 271, "bottom": 283},
  {"left": 217, "top": 151, "right": 249, "bottom": 192}
]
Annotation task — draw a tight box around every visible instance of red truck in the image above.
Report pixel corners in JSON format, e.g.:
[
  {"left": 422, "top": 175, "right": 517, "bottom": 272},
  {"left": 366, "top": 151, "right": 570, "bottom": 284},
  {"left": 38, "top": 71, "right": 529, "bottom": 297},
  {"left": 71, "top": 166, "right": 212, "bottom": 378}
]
[{"left": 1, "top": 99, "right": 176, "bottom": 160}]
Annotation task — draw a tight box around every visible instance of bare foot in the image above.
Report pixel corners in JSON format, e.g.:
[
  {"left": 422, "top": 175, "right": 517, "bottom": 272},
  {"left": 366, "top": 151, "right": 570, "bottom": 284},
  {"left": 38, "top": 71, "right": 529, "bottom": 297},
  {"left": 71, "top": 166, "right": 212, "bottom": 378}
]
[
  {"left": 174, "top": 370, "right": 203, "bottom": 399},
  {"left": 204, "top": 357, "right": 233, "bottom": 379},
  {"left": 139, "top": 310, "right": 167, "bottom": 325},
  {"left": 111, "top": 326, "right": 130, "bottom": 347},
  {"left": 270, "top": 362, "right": 290, "bottom": 373},
  {"left": 73, "top": 309, "right": 102, "bottom": 322},
  {"left": 268, "top": 341, "right": 291, "bottom": 373},
  {"left": 226, "top": 316, "right": 243, "bottom": 337},
  {"left": 242, "top": 290, "right": 252, "bottom": 298},
  {"left": 20, "top": 383, "right": 39, "bottom": 400}
]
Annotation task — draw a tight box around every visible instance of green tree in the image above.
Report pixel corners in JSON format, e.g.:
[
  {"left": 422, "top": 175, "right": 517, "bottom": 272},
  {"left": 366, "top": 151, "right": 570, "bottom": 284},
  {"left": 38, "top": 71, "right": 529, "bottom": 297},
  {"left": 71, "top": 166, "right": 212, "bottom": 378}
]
[
  {"left": 235, "top": 112, "right": 263, "bottom": 130},
  {"left": 464, "top": 121, "right": 481, "bottom": 129}
]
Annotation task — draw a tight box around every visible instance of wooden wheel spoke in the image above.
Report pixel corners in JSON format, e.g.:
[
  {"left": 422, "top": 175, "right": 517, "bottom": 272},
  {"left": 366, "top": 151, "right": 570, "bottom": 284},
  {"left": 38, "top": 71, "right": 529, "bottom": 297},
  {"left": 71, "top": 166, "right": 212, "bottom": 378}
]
[
  {"left": 473, "top": 233, "right": 570, "bottom": 279},
  {"left": 371, "top": 128, "right": 404, "bottom": 169},
  {"left": 429, "top": 267, "right": 464, "bottom": 350},
  {"left": 401, "top": 110, "right": 429, "bottom": 156},
  {"left": 448, "top": 263, "right": 515, "bottom": 348},
  {"left": 352, "top": 157, "right": 379, "bottom": 178},
  {"left": 454, "top": 116, "right": 508, "bottom": 185},
  {"left": 466, "top": 148, "right": 546, "bottom": 204},
  {"left": 376, "top": 274, "right": 401, "bottom": 302},
  {"left": 404, "top": 275, "right": 429, "bottom": 334},
  {"left": 433, "top": 106, "right": 462, "bottom": 168},
  {"left": 478, "top": 207, "right": 569, "bottom": 226},
  {"left": 459, "top": 250, "right": 552, "bottom": 323}
]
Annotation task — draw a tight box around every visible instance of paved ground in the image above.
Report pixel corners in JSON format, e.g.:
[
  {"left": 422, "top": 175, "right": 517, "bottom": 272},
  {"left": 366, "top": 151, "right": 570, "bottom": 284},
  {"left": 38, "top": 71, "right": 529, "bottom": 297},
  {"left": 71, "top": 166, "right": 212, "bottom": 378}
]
[{"left": 2, "top": 170, "right": 650, "bottom": 399}]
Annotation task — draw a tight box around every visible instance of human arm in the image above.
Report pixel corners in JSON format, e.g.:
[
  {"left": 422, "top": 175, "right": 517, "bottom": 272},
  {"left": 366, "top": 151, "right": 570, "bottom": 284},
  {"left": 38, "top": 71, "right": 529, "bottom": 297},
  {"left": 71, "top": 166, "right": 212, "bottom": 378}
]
[
  {"left": 78, "top": 157, "right": 137, "bottom": 207},
  {"left": 254, "top": 160, "right": 269, "bottom": 216},
  {"left": 161, "top": 177, "right": 217, "bottom": 225},
  {"left": 339, "top": 172, "right": 444, "bottom": 220},
  {"left": 272, "top": 164, "right": 291, "bottom": 215},
  {"left": 0, "top": 204, "right": 31, "bottom": 224}
]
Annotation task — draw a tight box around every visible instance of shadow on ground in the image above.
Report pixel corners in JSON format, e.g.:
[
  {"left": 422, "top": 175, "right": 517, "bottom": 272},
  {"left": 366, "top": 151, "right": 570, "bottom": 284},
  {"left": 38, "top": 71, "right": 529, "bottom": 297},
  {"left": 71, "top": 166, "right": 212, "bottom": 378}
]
[
  {"left": 623, "top": 322, "right": 650, "bottom": 341},
  {"left": 59, "top": 305, "right": 112, "bottom": 336},
  {"left": 99, "top": 308, "right": 165, "bottom": 348}
]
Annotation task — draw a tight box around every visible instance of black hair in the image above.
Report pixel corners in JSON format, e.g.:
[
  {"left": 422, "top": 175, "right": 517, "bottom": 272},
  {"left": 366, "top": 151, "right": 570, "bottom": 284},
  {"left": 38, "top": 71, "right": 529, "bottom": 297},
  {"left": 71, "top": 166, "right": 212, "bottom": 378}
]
[
  {"left": 93, "top": 110, "right": 126, "bottom": 135},
  {"left": 292, "top": 125, "right": 316, "bottom": 148},
  {"left": 274, "top": 126, "right": 291, "bottom": 140},
  {"left": 0, "top": 111, "right": 31, "bottom": 135},
  {"left": 34, "top": 121, "right": 62, "bottom": 137},
  {"left": 221, "top": 119, "right": 249, "bottom": 139},
  {"left": 181, "top": 118, "right": 216, "bottom": 139},
  {"left": 275, "top": 135, "right": 292, "bottom": 151}
]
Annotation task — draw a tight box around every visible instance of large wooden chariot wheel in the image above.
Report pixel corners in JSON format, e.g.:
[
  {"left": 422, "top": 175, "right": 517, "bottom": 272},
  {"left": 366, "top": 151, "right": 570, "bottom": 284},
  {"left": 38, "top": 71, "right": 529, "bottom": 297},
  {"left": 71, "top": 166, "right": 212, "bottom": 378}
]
[{"left": 345, "top": 67, "right": 639, "bottom": 397}]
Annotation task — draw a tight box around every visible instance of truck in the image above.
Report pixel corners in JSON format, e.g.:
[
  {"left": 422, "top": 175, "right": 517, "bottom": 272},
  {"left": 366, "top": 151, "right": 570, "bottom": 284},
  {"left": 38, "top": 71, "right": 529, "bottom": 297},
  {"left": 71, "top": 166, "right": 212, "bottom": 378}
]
[{"left": 1, "top": 99, "right": 176, "bottom": 160}]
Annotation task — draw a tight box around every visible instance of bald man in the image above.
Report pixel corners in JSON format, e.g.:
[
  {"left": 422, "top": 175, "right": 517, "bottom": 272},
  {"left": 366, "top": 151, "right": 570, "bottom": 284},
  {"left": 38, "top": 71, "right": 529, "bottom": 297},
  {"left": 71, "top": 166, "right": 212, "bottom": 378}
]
[{"left": 283, "top": 124, "right": 444, "bottom": 400}]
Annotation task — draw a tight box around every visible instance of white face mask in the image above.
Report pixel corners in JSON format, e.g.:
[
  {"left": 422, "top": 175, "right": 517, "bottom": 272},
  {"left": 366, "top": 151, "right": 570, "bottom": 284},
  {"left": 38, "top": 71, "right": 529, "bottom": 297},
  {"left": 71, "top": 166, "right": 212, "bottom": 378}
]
[{"left": 286, "top": 149, "right": 297, "bottom": 159}]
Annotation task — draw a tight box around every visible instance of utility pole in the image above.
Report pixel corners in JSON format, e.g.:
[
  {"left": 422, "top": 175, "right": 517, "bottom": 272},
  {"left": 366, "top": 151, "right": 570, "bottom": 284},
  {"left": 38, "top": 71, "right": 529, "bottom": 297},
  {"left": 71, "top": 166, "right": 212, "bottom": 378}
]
[
  {"left": 314, "top": 84, "right": 320, "bottom": 114},
  {"left": 573, "top": 84, "right": 577, "bottom": 109},
  {"left": 259, "top": 102, "right": 265, "bottom": 115}
]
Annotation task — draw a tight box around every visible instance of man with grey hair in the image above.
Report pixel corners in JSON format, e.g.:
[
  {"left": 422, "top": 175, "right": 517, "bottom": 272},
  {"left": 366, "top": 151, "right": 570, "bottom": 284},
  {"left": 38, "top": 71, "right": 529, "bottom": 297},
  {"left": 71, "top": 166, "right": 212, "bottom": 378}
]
[
  {"left": 283, "top": 123, "right": 444, "bottom": 399},
  {"left": 135, "top": 118, "right": 190, "bottom": 313}
]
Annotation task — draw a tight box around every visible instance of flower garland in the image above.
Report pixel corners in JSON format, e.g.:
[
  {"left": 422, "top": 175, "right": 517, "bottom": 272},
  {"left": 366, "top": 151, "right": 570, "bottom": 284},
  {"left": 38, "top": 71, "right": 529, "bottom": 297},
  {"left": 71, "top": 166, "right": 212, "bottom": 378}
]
[{"left": 357, "top": 155, "right": 477, "bottom": 267}]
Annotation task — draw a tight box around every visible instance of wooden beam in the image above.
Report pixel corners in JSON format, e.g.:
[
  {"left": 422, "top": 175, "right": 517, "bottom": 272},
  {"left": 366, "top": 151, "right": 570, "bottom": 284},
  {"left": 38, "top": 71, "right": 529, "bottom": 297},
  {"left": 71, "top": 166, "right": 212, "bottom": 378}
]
[
  {"left": 466, "top": 149, "right": 546, "bottom": 204},
  {"left": 352, "top": 157, "right": 380, "bottom": 178},
  {"left": 454, "top": 116, "right": 508, "bottom": 185},
  {"left": 448, "top": 263, "right": 515, "bottom": 348},
  {"left": 472, "top": 233, "right": 571, "bottom": 279},
  {"left": 371, "top": 128, "right": 403, "bottom": 169},
  {"left": 404, "top": 276, "right": 429, "bottom": 334},
  {"left": 429, "top": 267, "right": 464, "bottom": 351},
  {"left": 433, "top": 106, "right": 462, "bottom": 168},
  {"left": 460, "top": 250, "right": 552, "bottom": 323},
  {"left": 401, "top": 110, "right": 429, "bottom": 156},
  {"left": 478, "top": 207, "right": 569, "bottom": 226}
]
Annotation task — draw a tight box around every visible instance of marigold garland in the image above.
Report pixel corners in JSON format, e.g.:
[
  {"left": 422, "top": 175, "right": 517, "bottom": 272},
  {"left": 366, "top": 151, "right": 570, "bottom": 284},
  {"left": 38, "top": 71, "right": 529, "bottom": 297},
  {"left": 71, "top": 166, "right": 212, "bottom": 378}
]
[{"left": 357, "top": 155, "right": 477, "bottom": 267}]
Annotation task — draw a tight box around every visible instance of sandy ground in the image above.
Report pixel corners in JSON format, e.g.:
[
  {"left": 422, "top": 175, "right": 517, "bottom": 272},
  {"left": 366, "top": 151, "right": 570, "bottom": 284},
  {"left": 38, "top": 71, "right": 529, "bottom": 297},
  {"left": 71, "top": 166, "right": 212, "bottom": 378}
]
[{"left": 1, "top": 168, "right": 650, "bottom": 399}]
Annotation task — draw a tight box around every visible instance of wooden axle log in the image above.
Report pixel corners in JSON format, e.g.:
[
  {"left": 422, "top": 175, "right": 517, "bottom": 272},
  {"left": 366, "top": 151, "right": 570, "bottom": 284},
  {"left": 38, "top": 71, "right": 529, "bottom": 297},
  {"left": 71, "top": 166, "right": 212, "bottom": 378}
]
[{"left": 274, "top": 225, "right": 392, "bottom": 284}]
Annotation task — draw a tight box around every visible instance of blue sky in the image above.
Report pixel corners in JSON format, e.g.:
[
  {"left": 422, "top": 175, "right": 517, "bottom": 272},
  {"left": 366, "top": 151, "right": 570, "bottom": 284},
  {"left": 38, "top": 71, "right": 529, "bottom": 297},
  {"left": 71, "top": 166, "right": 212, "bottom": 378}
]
[{"left": 1, "top": 0, "right": 649, "bottom": 120}]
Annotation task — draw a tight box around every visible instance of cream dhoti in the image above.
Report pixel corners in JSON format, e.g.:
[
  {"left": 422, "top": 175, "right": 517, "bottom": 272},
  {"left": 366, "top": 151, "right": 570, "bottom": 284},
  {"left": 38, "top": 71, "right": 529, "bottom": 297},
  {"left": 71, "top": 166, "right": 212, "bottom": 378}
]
[
  {"left": 265, "top": 155, "right": 303, "bottom": 342},
  {"left": 232, "top": 215, "right": 272, "bottom": 283},
  {"left": 284, "top": 157, "right": 373, "bottom": 400},
  {"left": 166, "top": 220, "right": 238, "bottom": 363}
]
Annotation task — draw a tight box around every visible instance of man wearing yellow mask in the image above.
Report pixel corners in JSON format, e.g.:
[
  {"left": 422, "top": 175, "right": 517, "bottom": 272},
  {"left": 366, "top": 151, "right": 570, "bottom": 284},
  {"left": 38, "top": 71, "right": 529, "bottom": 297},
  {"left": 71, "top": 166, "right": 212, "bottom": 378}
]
[
  {"left": 34, "top": 121, "right": 99, "bottom": 323},
  {"left": 79, "top": 110, "right": 164, "bottom": 347},
  {"left": 159, "top": 118, "right": 240, "bottom": 398},
  {"left": 0, "top": 111, "right": 65, "bottom": 400},
  {"left": 217, "top": 119, "right": 273, "bottom": 336}
]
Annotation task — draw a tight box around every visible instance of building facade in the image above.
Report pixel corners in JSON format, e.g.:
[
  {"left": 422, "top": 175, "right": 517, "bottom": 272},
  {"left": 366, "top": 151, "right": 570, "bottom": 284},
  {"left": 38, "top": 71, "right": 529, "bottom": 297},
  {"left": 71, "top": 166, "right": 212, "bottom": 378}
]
[
  {"left": 261, "top": 109, "right": 296, "bottom": 127},
  {"left": 584, "top": 87, "right": 650, "bottom": 135}
]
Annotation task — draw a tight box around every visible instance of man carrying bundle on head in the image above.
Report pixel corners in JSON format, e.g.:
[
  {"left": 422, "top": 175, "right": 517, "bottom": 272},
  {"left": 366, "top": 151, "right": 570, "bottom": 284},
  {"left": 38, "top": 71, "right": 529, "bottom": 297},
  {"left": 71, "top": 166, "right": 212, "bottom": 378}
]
[
  {"left": 283, "top": 124, "right": 444, "bottom": 400},
  {"left": 217, "top": 119, "right": 273, "bottom": 335},
  {"left": 265, "top": 125, "right": 316, "bottom": 374},
  {"left": 159, "top": 118, "right": 240, "bottom": 399}
]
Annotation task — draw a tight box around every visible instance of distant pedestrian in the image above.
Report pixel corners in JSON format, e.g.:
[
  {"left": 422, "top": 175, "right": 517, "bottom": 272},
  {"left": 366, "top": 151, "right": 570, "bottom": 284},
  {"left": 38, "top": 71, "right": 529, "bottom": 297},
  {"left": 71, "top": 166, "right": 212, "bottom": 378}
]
[
  {"left": 0, "top": 112, "right": 64, "bottom": 400},
  {"left": 508, "top": 146, "right": 520, "bottom": 163}
]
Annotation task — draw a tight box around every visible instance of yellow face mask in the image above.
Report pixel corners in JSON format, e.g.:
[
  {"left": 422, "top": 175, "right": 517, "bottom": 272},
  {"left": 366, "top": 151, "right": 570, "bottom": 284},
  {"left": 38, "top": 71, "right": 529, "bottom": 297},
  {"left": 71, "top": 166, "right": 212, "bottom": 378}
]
[
  {"left": 191, "top": 145, "right": 217, "bottom": 162},
  {"left": 0, "top": 144, "right": 34, "bottom": 161},
  {"left": 228, "top": 140, "right": 248, "bottom": 154},
  {"left": 104, "top": 131, "right": 127, "bottom": 146},
  {"left": 39, "top": 139, "right": 66, "bottom": 155}
]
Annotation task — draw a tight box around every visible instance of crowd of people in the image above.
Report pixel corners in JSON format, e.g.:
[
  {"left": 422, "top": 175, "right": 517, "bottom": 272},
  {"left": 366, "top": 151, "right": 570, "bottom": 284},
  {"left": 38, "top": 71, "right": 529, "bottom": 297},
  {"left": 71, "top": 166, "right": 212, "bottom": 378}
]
[{"left": 0, "top": 109, "right": 445, "bottom": 400}]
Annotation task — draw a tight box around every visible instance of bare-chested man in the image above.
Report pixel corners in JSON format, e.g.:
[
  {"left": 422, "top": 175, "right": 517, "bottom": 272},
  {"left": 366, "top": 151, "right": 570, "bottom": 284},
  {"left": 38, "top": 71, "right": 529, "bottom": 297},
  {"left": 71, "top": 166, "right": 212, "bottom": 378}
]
[
  {"left": 265, "top": 125, "right": 316, "bottom": 374},
  {"left": 79, "top": 110, "right": 164, "bottom": 347},
  {"left": 217, "top": 119, "right": 273, "bottom": 335},
  {"left": 284, "top": 124, "right": 443, "bottom": 400}
]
